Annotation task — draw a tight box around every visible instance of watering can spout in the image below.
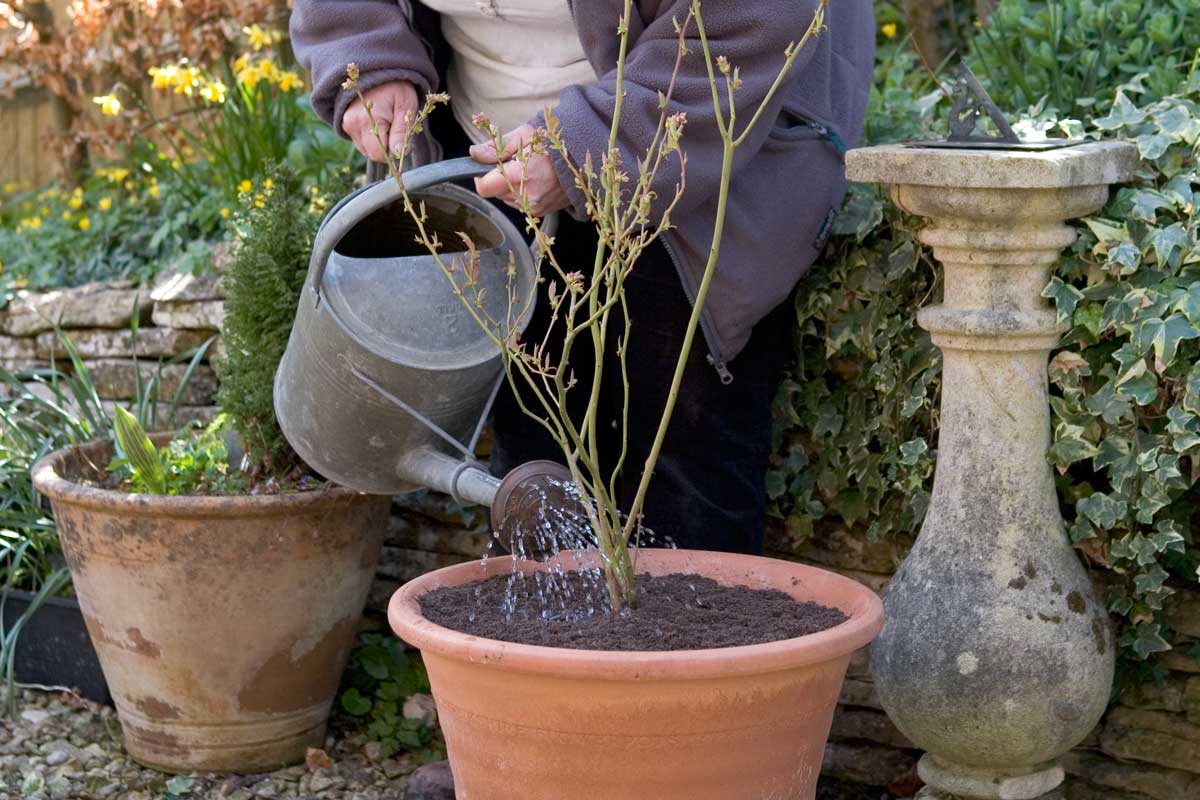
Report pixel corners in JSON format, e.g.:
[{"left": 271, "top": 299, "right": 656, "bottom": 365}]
[{"left": 397, "top": 449, "right": 576, "bottom": 557}]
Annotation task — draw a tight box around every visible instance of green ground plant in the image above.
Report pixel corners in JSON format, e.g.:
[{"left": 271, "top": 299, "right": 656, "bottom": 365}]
[{"left": 338, "top": 633, "right": 443, "bottom": 761}]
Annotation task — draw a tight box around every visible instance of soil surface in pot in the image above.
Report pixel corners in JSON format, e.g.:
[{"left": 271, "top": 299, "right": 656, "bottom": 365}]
[{"left": 420, "top": 572, "right": 847, "bottom": 651}]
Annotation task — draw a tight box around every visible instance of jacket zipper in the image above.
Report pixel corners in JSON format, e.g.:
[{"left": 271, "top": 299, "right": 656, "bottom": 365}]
[{"left": 660, "top": 232, "right": 734, "bottom": 385}]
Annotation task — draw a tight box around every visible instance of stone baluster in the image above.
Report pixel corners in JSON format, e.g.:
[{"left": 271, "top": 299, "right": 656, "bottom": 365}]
[{"left": 844, "top": 141, "right": 1137, "bottom": 799}]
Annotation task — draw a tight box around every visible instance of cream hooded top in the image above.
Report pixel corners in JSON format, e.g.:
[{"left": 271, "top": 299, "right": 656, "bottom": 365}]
[{"left": 420, "top": 0, "right": 596, "bottom": 143}]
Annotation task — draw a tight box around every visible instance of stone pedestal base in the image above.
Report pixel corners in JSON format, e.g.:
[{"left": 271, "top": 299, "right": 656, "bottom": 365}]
[
  {"left": 915, "top": 788, "right": 1065, "bottom": 800},
  {"left": 918, "top": 754, "right": 1063, "bottom": 800}
]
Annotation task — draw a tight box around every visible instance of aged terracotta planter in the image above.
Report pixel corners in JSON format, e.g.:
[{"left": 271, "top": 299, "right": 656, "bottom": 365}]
[
  {"left": 389, "top": 549, "right": 883, "bottom": 800},
  {"left": 31, "top": 436, "right": 390, "bottom": 773}
]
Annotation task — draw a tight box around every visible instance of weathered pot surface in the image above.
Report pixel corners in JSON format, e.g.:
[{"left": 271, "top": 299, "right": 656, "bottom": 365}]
[
  {"left": 389, "top": 549, "right": 883, "bottom": 800},
  {"left": 31, "top": 436, "right": 391, "bottom": 773}
]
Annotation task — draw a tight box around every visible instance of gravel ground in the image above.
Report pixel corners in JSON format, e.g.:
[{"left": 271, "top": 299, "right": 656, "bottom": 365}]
[
  {"left": 0, "top": 689, "right": 425, "bottom": 800},
  {"left": 2, "top": 687, "right": 897, "bottom": 800}
]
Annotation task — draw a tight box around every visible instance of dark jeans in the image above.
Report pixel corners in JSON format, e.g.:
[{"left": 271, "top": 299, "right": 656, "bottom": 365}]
[{"left": 436, "top": 115, "right": 791, "bottom": 555}]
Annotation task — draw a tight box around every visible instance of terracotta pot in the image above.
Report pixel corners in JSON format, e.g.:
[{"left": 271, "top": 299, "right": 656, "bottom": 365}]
[
  {"left": 389, "top": 549, "right": 883, "bottom": 800},
  {"left": 31, "top": 437, "right": 391, "bottom": 773}
]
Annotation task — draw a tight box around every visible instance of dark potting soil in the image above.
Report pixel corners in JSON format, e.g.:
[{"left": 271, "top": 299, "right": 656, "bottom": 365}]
[{"left": 420, "top": 572, "right": 848, "bottom": 651}]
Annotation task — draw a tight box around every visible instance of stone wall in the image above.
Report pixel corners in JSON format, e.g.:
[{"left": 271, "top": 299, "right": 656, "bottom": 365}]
[{"left": 0, "top": 266, "right": 226, "bottom": 426}]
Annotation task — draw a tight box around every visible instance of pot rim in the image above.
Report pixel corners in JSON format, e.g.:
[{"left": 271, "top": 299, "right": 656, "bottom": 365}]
[
  {"left": 31, "top": 436, "right": 378, "bottom": 519},
  {"left": 389, "top": 549, "right": 884, "bottom": 681}
]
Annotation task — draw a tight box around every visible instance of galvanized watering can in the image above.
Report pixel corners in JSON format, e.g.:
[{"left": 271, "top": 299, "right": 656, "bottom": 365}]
[{"left": 275, "top": 157, "right": 570, "bottom": 534}]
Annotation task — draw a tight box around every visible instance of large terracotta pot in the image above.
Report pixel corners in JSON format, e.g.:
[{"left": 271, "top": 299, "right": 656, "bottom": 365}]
[
  {"left": 31, "top": 437, "right": 391, "bottom": 773},
  {"left": 389, "top": 549, "right": 883, "bottom": 800}
]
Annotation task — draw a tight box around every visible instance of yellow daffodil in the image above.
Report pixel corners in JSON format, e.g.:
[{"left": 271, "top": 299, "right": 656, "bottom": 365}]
[
  {"left": 238, "top": 179, "right": 253, "bottom": 194},
  {"left": 263, "top": 178, "right": 274, "bottom": 191},
  {"left": 78, "top": 216, "right": 90, "bottom": 231},
  {"left": 93, "top": 94, "right": 122, "bottom": 116},
  {"left": 234, "top": 53, "right": 251, "bottom": 72},
  {"left": 124, "top": 180, "right": 135, "bottom": 191},
  {"left": 254, "top": 193, "right": 265, "bottom": 208},
  {"left": 200, "top": 80, "right": 227, "bottom": 104},
  {"left": 243, "top": 24, "right": 282, "bottom": 51},
  {"left": 881, "top": 22, "right": 898, "bottom": 39},
  {"left": 68, "top": 195, "right": 83, "bottom": 210},
  {"left": 278, "top": 72, "right": 303, "bottom": 92},
  {"left": 257, "top": 59, "right": 280, "bottom": 85},
  {"left": 219, "top": 207, "right": 231, "bottom": 219},
  {"left": 148, "top": 184, "right": 161, "bottom": 198},
  {"left": 244, "top": 24, "right": 270, "bottom": 50},
  {"left": 61, "top": 210, "right": 72, "bottom": 221},
  {"left": 20, "top": 216, "right": 41, "bottom": 230},
  {"left": 149, "top": 64, "right": 178, "bottom": 90},
  {"left": 99, "top": 197, "right": 113, "bottom": 211}
]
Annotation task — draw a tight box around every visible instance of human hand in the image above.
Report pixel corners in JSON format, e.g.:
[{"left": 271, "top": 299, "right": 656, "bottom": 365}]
[
  {"left": 470, "top": 124, "right": 570, "bottom": 217},
  {"left": 342, "top": 81, "right": 419, "bottom": 162}
]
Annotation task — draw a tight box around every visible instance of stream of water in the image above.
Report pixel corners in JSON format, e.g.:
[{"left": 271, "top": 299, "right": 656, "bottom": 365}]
[{"left": 475, "top": 477, "right": 676, "bottom": 623}]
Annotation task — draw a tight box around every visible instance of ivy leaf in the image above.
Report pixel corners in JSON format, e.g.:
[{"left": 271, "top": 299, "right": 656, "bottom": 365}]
[
  {"left": 1117, "top": 372, "right": 1158, "bottom": 406},
  {"left": 1136, "top": 133, "right": 1173, "bottom": 161},
  {"left": 898, "top": 438, "right": 928, "bottom": 466},
  {"left": 1153, "top": 104, "right": 1200, "bottom": 141},
  {"left": 1107, "top": 242, "right": 1142, "bottom": 275},
  {"left": 1130, "top": 190, "right": 1172, "bottom": 223},
  {"left": 1077, "top": 492, "right": 1127, "bottom": 530},
  {"left": 1133, "top": 564, "right": 1170, "bottom": 595},
  {"left": 1149, "top": 223, "right": 1190, "bottom": 268},
  {"left": 1130, "top": 623, "right": 1171, "bottom": 659},
  {"left": 1134, "top": 314, "right": 1200, "bottom": 368},
  {"left": 765, "top": 470, "right": 787, "bottom": 500},
  {"left": 1084, "top": 381, "right": 1132, "bottom": 424},
  {"left": 1050, "top": 427, "right": 1100, "bottom": 469},
  {"left": 1043, "top": 277, "right": 1085, "bottom": 321},
  {"left": 1093, "top": 91, "right": 1146, "bottom": 130},
  {"left": 1082, "top": 217, "right": 1130, "bottom": 244}
]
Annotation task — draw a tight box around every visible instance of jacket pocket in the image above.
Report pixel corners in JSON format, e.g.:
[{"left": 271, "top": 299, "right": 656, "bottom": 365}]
[{"left": 768, "top": 105, "right": 824, "bottom": 142}]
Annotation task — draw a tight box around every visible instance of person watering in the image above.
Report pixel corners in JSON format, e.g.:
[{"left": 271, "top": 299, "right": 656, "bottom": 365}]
[{"left": 291, "top": 1, "right": 875, "bottom": 556}]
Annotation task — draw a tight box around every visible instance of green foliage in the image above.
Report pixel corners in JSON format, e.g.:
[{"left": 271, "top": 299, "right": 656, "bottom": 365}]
[
  {"left": 109, "top": 412, "right": 246, "bottom": 496},
  {"left": 1040, "top": 86, "right": 1200, "bottom": 664},
  {"left": 339, "top": 633, "right": 443, "bottom": 761},
  {"left": 217, "top": 164, "right": 350, "bottom": 479},
  {"left": 969, "top": 0, "right": 1200, "bottom": 115},
  {"left": 0, "top": 170, "right": 223, "bottom": 310},
  {"left": 768, "top": 26, "right": 943, "bottom": 546}
]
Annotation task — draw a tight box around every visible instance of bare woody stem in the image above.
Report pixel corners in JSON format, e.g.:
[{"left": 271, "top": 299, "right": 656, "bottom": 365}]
[{"left": 620, "top": 0, "right": 828, "bottom": 547}]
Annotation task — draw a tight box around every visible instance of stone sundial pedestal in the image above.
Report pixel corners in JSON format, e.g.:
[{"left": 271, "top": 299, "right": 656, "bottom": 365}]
[{"left": 845, "top": 141, "right": 1137, "bottom": 800}]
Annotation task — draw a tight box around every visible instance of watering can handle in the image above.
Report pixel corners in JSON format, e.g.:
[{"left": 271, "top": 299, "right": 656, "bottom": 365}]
[{"left": 309, "top": 156, "right": 495, "bottom": 304}]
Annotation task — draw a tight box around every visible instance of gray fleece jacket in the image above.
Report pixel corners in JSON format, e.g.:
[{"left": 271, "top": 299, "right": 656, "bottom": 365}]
[{"left": 291, "top": 0, "right": 875, "bottom": 377}]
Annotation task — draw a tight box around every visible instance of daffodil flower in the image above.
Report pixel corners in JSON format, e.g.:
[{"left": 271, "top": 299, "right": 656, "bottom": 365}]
[
  {"left": 99, "top": 197, "right": 113, "bottom": 211},
  {"left": 881, "top": 22, "right": 898, "bottom": 39},
  {"left": 238, "top": 180, "right": 253, "bottom": 194},
  {"left": 93, "top": 94, "right": 123, "bottom": 116},
  {"left": 200, "top": 81, "right": 227, "bottom": 104},
  {"left": 78, "top": 217, "right": 91, "bottom": 231},
  {"left": 278, "top": 72, "right": 303, "bottom": 92}
]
